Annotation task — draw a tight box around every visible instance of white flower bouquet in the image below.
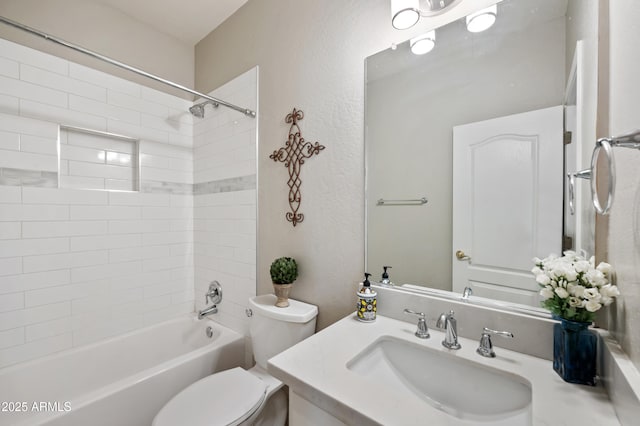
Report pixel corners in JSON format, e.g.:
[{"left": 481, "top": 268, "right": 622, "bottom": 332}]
[{"left": 532, "top": 251, "right": 619, "bottom": 323}]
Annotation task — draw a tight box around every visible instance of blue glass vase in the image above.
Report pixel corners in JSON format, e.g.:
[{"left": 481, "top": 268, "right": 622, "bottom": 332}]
[{"left": 553, "top": 318, "right": 597, "bottom": 386}]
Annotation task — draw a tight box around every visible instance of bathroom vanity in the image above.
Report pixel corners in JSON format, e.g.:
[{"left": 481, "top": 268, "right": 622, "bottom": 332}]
[{"left": 268, "top": 310, "right": 619, "bottom": 425}]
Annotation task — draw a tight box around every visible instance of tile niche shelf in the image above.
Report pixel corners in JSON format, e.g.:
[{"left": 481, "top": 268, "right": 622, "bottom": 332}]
[{"left": 58, "top": 125, "right": 140, "bottom": 192}]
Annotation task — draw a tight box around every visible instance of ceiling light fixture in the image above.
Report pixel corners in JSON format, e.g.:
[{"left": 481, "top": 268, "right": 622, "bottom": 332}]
[
  {"left": 410, "top": 31, "right": 436, "bottom": 55},
  {"left": 391, "top": 0, "right": 420, "bottom": 30},
  {"left": 466, "top": 5, "right": 498, "bottom": 33},
  {"left": 391, "top": 0, "right": 463, "bottom": 30}
]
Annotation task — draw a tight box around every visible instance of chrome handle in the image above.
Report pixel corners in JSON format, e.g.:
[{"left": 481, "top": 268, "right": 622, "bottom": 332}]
[
  {"left": 206, "top": 280, "right": 223, "bottom": 305},
  {"left": 403, "top": 309, "right": 424, "bottom": 318},
  {"left": 483, "top": 327, "right": 514, "bottom": 338},
  {"left": 455, "top": 250, "right": 470, "bottom": 261},
  {"left": 403, "top": 309, "right": 429, "bottom": 339},
  {"left": 477, "top": 327, "right": 513, "bottom": 358}
]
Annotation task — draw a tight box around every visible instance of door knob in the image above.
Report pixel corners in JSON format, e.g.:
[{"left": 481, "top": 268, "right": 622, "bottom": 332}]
[{"left": 455, "top": 250, "right": 471, "bottom": 261}]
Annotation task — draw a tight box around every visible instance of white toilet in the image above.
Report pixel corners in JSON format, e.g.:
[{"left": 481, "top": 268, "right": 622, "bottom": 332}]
[{"left": 153, "top": 294, "right": 318, "bottom": 426}]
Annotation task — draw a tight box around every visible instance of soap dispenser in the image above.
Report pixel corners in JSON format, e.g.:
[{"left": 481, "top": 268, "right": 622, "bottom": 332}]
[
  {"left": 380, "top": 266, "right": 393, "bottom": 287},
  {"left": 356, "top": 273, "right": 377, "bottom": 322}
]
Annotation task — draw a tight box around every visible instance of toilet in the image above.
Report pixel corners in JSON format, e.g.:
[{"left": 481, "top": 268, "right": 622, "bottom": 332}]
[{"left": 153, "top": 294, "right": 318, "bottom": 426}]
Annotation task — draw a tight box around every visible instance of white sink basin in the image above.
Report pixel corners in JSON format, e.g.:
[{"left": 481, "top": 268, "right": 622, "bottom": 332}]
[{"left": 346, "top": 336, "right": 532, "bottom": 424}]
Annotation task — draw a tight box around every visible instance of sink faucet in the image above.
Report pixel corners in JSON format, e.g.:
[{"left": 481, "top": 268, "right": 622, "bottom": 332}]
[
  {"left": 436, "top": 310, "right": 461, "bottom": 349},
  {"left": 403, "top": 309, "right": 429, "bottom": 339},
  {"left": 198, "top": 280, "right": 223, "bottom": 319},
  {"left": 476, "top": 327, "right": 514, "bottom": 358},
  {"left": 462, "top": 286, "right": 473, "bottom": 301}
]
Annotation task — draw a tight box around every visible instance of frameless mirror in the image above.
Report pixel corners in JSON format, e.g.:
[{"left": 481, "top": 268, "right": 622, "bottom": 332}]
[{"left": 365, "top": 0, "right": 599, "bottom": 313}]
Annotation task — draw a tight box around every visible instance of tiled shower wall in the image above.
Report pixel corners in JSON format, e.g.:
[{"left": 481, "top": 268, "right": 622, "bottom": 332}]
[
  {"left": 193, "top": 68, "right": 257, "bottom": 343},
  {"left": 0, "top": 39, "right": 256, "bottom": 369}
]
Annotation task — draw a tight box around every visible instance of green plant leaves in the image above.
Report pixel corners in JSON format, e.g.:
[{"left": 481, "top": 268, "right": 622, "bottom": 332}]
[{"left": 270, "top": 257, "right": 298, "bottom": 284}]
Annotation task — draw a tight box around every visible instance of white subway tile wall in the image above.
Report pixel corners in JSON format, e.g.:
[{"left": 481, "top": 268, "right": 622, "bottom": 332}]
[
  {"left": 0, "top": 187, "right": 194, "bottom": 366},
  {"left": 0, "top": 36, "right": 195, "bottom": 192},
  {"left": 0, "top": 113, "right": 58, "bottom": 177},
  {"left": 194, "top": 68, "right": 257, "bottom": 340},
  {"left": 60, "top": 127, "right": 139, "bottom": 191},
  {"left": 0, "top": 37, "right": 257, "bottom": 368}
]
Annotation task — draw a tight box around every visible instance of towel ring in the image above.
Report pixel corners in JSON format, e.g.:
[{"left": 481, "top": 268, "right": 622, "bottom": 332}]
[
  {"left": 588, "top": 130, "right": 640, "bottom": 216},
  {"left": 590, "top": 138, "right": 615, "bottom": 215}
]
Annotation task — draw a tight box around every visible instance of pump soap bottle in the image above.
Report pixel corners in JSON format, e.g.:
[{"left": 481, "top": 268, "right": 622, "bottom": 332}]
[
  {"left": 380, "top": 266, "right": 393, "bottom": 287},
  {"left": 356, "top": 273, "right": 377, "bottom": 322}
]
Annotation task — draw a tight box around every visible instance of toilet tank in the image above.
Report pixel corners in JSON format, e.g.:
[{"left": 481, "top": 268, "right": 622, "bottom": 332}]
[{"left": 249, "top": 294, "right": 318, "bottom": 369}]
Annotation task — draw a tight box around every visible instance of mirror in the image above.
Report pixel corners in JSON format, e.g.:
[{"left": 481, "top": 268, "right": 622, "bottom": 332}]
[{"left": 365, "top": 0, "right": 599, "bottom": 311}]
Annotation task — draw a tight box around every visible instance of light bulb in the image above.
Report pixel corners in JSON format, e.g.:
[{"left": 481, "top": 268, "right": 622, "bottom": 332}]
[
  {"left": 466, "top": 5, "right": 497, "bottom": 33},
  {"left": 391, "top": 0, "right": 420, "bottom": 30},
  {"left": 410, "top": 31, "right": 436, "bottom": 55}
]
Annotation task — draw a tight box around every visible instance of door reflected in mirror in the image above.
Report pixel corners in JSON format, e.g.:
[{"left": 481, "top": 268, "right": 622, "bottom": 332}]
[{"left": 365, "top": 0, "right": 599, "bottom": 311}]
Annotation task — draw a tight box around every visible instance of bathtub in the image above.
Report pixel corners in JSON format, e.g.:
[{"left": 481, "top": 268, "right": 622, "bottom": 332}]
[{"left": 0, "top": 315, "right": 244, "bottom": 426}]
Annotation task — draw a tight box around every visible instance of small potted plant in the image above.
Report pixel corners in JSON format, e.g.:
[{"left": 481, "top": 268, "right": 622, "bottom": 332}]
[{"left": 270, "top": 256, "right": 298, "bottom": 307}]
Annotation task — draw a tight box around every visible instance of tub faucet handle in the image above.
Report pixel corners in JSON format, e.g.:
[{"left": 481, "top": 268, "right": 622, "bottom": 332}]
[
  {"left": 199, "top": 281, "right": 223, "bottom": 320},
  {"left": 403, "top": 309, "right": 429, "bottom": 339},
  {"left": 205, "top": 280, "right": 223, "bottom": 305}
]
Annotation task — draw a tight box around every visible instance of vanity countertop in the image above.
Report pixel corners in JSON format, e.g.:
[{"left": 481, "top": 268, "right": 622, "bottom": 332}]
[{"left": 268, "top": 314, "right": 619, "bottom": 426}]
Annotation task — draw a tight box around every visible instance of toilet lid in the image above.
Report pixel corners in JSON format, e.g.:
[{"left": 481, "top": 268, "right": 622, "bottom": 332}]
[{"left": 153, "top": 367, "right": 268, "bottom": 426}]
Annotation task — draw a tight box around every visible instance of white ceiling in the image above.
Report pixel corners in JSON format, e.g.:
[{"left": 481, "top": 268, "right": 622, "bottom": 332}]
[{"left": 98, "top": 0, "right": 249, "bottom": 46}]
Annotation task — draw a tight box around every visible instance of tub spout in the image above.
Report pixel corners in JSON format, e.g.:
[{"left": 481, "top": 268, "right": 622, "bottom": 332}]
[{"left": 198, "top": 304, "right": 218, "bottom": 319}]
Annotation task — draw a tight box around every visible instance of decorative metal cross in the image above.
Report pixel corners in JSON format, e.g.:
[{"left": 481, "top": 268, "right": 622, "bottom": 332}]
[{"left": 269, "top": 108, "right": 325, "bottom": 226}]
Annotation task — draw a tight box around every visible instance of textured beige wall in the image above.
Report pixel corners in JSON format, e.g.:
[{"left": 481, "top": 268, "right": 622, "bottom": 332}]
[
  {"left": 195, "top": 0, "right": 499, "bottom": 329},
  {"left": 607, "top": 0, "right": 640, "bottom": 371},
  {"left": 0, "top": 0, "right": 194, "bottom": 98}
]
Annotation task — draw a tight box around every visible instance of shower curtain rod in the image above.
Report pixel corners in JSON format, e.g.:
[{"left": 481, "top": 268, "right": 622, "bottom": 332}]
[{"left": 0, "top": 16, "right": 256, "bottom": 117}]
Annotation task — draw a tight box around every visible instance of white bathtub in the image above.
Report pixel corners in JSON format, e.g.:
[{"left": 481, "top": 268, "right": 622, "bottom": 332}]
[{"left": 0, "top": 315, "right": 244, "bottom": 426}]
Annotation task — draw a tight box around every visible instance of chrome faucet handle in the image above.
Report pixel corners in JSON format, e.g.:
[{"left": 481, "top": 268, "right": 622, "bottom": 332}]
[
  {"left": 403, "top": 309, "right": 430, "bottom": 339},
  {"left": 476, "top": 327, "right": 514, "bottom": 358},
  {"left": 436, "top": 310, "right": 461, "bottom": 350},
  {"left": 205, "top": 280, "right": 223, "bottom": 305},
  {"left": 199, "top": 281, "right": 223, "bottom": 320}
]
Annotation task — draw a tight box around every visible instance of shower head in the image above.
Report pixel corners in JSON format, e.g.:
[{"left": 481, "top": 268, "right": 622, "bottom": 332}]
[
  {"left": 189, "top": 100, "right": 219, "bottom": 118},
  {"left": 189, "top": 104, "right": 204, "bottom": 118}
]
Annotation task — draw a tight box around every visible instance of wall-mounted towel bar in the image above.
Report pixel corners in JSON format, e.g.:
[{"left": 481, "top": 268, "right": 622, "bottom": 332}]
[
  {"left": 590, "top": 130, "right": 640, "bottom": 215},
  {"left": 376, "top": 197, "right": 428, "bottom": 206}
]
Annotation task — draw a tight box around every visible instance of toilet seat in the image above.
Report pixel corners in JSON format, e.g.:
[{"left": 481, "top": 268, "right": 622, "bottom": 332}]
[{"left": 153, "top": 367, "right": 268, "bottom": 426}]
